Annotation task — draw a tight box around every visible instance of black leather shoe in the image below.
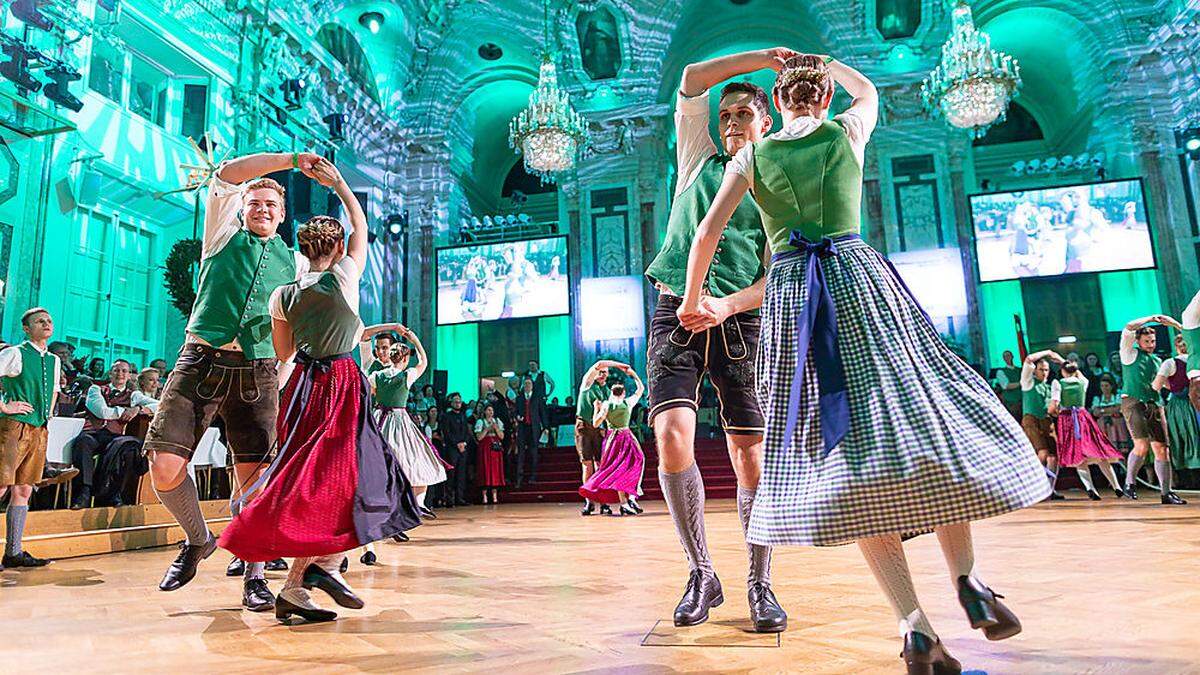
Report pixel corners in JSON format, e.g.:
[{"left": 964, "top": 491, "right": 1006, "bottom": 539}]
[
  {"left": 956, "top": 575, "right": 1021, "bottom": 641},
  {"left": 265, "top": 558, "right": 288, "bottom": 571},
  {"left": 599, "top": 504, "right": 613, "bottom": 516},
  {"left": 902, "top": 631, "right": 962, "bottom": 675},
  {"left": 69, "top": 488, "right": 92, "bottom": 511},
  {"left": 158, "top": 532, "right": 216, "bottom": 591},
  {"left": 339, "top": 557, "right": 349, "bottom": 573},
  {"left": 1086, "top": 489, "right": 1101, "bottom": 501},
  {"left": 275, "top": 593, "right": 336, "bottom": 623},
  {"left": 618, "top": 505, "right": 638, "bottom": 516},
  {"left": 1048, "top": 491, "right": 1066, "bottom": 501},
  {"left": 627, "top": 500, "right": 643, "bottom": 514},
  {"left": 1127, "top": 483, "right": 1138, "bottom": 500},
  {"left": 1162, "top": 492, "right": 1188, "bottom": 505},
  {"left": 302, "top": 563, "right": 364, "bottom": 609},
  {"left": 419, "top": 506, "right": 437, "bottom": 520},
  {"left": 673, "top": 569, "right": 724, "bottom": 627},
  {"left": 242, "top": 578, "right": 275, "bottom": 612},
  {"left": 226, "top": 557, "right": 245, "bottom": 577},
  {"left": 392, "top": 532, "right": 409, "bottom": 543},
  {"left": 581, "top": 502, "right": 595, "bottom": 516},
  {"left": 2, "top": 551, "right": 51, "bottom": 568},
  {"left": 360, "top": 550, "right": 377, "bottom": 566},
  {"left": 747, "top": 582, "right": 787, "bottom": 632},
  {"left": 1113, "top": 486, "right": 1126, "bottom": 498}
]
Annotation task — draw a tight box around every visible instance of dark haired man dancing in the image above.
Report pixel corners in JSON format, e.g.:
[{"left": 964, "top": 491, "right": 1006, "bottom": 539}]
[
  {"left": 644, "top": 48, "right": 793, "bottom": 633},
  {"left": 1120, "top": 315, "right": 1187, "bottom": 504}
]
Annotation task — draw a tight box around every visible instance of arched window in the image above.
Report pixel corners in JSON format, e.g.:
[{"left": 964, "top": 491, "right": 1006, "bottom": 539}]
[{"left": 316, "top": 23, "right": 381, "bottom": 104}]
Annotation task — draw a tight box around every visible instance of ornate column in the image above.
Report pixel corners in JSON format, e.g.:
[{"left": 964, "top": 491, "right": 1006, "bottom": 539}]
[{"left": 947, "top": 141, "right": 986, "bottom": 362}]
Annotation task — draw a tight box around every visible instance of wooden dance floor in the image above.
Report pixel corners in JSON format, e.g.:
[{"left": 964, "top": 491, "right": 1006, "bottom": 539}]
[{"left": 3, "top": 498, "right": 1199, "bottom": 673}]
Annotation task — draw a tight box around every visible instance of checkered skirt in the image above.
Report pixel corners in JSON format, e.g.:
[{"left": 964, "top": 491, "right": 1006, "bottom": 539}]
[{"left": 748, "top": 238, "right": 1051, "bottom": 547}]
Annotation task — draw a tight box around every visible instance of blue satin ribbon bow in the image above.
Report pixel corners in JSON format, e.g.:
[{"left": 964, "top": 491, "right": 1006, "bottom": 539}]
[{"left": 1069, "top": 407, "right": 1082, "bottom": 440}]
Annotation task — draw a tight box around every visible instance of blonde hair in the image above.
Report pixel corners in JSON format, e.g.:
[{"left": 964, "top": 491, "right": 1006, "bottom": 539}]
[
  {"left": 296, "top": 215, "right": 345, "bottom": 260},
  {"left": 245, "top": 177, "right": 286, "bottom": 199},
  {"left": 774, "top": 55, "right": 834, "bottom": 113}
]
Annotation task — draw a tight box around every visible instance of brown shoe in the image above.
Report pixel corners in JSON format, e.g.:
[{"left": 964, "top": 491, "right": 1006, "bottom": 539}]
[
  {"left": 956, "top": 575, "right": 1022, "bottom": 641},
  {"left": 902, "top": 631, "right": 962, "bottom": 675}
]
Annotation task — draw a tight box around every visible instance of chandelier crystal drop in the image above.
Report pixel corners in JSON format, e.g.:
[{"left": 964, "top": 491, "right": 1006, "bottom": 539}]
[
  {"left": 920, "top": 0, "right": 1021, "bottom": 138},
  {"left": 509, "top": 55, "right": 588, "bottom": 183}
]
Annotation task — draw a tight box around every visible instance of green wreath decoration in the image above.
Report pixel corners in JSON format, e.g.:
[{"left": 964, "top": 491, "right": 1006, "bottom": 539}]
[{"left": 163, "top": 238, "right": 202, "bottom": 317}]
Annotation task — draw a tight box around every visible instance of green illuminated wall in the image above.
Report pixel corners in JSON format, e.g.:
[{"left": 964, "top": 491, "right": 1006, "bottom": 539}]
[
  {"left": 538, "top": 315, "right": 572, "bottom": 401},
  {"left": 436, "top": 323, "right": 479, "bottom": 398}
]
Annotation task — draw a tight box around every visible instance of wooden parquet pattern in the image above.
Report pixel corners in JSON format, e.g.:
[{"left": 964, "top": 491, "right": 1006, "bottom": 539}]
[{"left": 2, "top": 498, "right": 1198, "bottom": 673}]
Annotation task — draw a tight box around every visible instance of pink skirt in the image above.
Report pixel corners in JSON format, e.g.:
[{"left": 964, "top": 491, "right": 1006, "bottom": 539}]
[
  {"left": 579, "top": 428, "right": 644, "bottom": 504},
  {"left": 1056, "top": 408, "right": 1124, "bottom": 467}
]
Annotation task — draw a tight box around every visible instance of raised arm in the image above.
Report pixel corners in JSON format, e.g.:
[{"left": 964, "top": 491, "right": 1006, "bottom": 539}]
[
  {"left": 825, "top": 57, "right": 878, "bottom": 130},
  {"left": 401, "top": 326, "right": 429, "bottom": 384},
  {"left": 580, "top": 360, "right": 630, "bottom": 390},
  {"left": 217, "top": 152, "right": 322, "bottom": 185},
  {"left": 312, "top": 159, "right": 368, "bottom": 270},
  {"left": 1024, "top": 349, "right": 1063, "bottom": 365},
  {"left": 679, "top": 172, "right": 750, "bottom": 329},
  {"left": 681, "top": 48, "right": 796, "bottom": 97},
  {"left": 626, "top": 370, "right": 646, "bottom": 408}
]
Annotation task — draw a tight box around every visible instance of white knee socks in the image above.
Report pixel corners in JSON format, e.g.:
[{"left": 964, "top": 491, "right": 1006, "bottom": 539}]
[{"left": 858, "top": 534, "right": 936, "bottom": 639}]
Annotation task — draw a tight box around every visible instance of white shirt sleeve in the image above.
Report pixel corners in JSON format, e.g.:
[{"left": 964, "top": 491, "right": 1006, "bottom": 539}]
[
  {"left": 1183, "top": 289, "right": 1200, "bottom": 330},
  {"left": 674, "top": 90, "right": 719, "bottom": 199},
  {"left": 993, "top": 369, "right": 1010, "bottom": 388},
  {"left": 494, "top": 418, "right": 504, "bottom": 433},
  {"left": 725, "top": 142, "right": 756, "bottom": 194},
  {"left": 0, "top": 346, "right": 22, "bottom": 378},
  {"left": 293, "top": 251, "right": 310, "bottom": 279},
  {"left": 360, "top": 340, "right": 377, "bottom": 372},
  {"left": 1158, "top": 358, "right": 1177, "bottom": 378},
  {"left": 1119, "top": 328, "right": 1138, "bottom": 365},
  {"left": 85, "top": 384, "right": 124, "bottom": 419},
  {"left": 834, "top": 108, "right": 874, "bottom": 169},
  {"left": 1020, "top": 362, "right": 1035, "bottom": 390},
  {"left": 268, "top": 286, "right": 287, "bottom": 321},
  {"left": 202, "top": 169, "right": 247, "bottom": 259},
  {"left": 331, "top": 256, "right": 362, "bottom": 314},
  {"left": 131, "top": 391, "right": 160, "bottom": 412},
  {"left": 1050, "top": 379, "right": 1062, "bottom": 403}
]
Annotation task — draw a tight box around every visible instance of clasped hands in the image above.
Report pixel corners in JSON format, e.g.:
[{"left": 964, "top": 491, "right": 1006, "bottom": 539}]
[{"left": 676, "top": 295, "right": 733, "bottom": 333}]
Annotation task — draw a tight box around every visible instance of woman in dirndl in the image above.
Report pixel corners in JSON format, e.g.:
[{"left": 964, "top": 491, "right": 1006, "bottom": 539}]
[
  {"left": 369, "top": 328, "right": 447, "bottom": 520},
  {"left": 1048, "top": 362, "right": 1125, "bottom": 499},
  {"left": 474, "top": 403, "right": 506, "bottom": 504},
  {"left": 678, "top": 53, "right": 1050, "bottom": 673},
  {"left": 578, "top": 365, "right": 645, "bottom": 516},
  {"left": 1154, "top": 333, "right": 1200, "bottom": 473},
  {"left": 219, "top": 159, "right": 421, "bottom": 623}
]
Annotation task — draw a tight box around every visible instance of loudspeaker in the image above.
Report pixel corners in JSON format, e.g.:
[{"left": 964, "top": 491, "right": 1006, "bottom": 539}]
[{"left": 433, "top": 369, "right": 448, "bottom": 395}]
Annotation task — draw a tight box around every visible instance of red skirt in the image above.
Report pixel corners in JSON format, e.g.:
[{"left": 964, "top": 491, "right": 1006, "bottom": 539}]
[
  {"left": 477, "top": 435, "right": 506, "bottom": 487},
  {"left": 1055, "top": 407, "right": 1124, "bottom": 467},
  {"left": 220, "top": 354, "right": 421, "bottom": 561}
]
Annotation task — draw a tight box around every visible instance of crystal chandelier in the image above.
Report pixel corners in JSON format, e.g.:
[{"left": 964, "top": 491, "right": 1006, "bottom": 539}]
[
  {"left": 508, "top": 1, "right": 587, "bottom": 183},
  {"left": 920, "top": 0, "right": 1021, "bottom": 138}
]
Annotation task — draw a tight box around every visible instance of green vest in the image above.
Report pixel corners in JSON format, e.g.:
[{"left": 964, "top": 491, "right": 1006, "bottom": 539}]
[
  {"left": 276, "top": 271, "right": 362, "bottom": 360},
  {"left": 1121, "top": 350, "right": 1161, "bottom": 403},
  {"left": 645, "top": 155, "right": 767, "bottom": 298},
  {"left": 1022, "top": 379, "right": 1051, "bottom": 419},
  {"left": 187, "top": 229, "right": 297, "bottom": 360},
  {"left": 1184, "top": 326, "right": 1200, "bottom": 374},
  {"left": 750, "top": 121, "right": 862, "bottom": 254},
  {"left": 1058, "top": 378, "right": 1086, "bottom": 408},
  {"left": 577, "top": 382, "right": 610, "bottom": 421},
  {"left": 1000, "top": 366, "right": 1022, "bottom": 404},
  {"left": 374, "top": 369, "right": 411, "bottom": 407},
  {"left": 0, "top": 342, "right": 56, "bottom": 427},
  {"left": 366, "top": 360, "right": 385, "bottom": 375},
  {"left": 605, "top": 400, "right": 631, "bottom": 429}
]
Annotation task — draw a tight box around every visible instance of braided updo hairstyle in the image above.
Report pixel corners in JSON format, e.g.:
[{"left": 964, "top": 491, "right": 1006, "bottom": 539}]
[
  {"left": 296, "top": 215, "right": 345, "bottom": 260},
  {"left": 773, "top": 55, "right": 834, "bottom": 114}
]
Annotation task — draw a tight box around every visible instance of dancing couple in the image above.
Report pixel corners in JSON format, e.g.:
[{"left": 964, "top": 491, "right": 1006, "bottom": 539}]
[
  {"left": 578, "top": 360, "right": 645, "bottom": 516},
  {"left": 673, "top": 49, "right": 1050, "bottom": 672}
]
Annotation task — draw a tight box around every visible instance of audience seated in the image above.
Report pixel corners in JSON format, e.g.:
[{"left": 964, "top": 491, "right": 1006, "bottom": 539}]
[{"left": 70, "top": 360, "right": 151, "bottom": 509}]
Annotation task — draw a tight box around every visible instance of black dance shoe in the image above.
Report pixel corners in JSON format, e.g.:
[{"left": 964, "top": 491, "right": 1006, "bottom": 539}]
[
  {"left": 627, "top": 500, "right": 644, "bottom": 514},
  {"left": 902, "top": 631, "right": 962, "bottom": 675},
  {"left": 1162, "top": 492, "right": 1188, "bottom": 505},
  {"left": 242, "top": 578, "right": 275, "bottom": 612},
  {"left": 338, "top": 557, "right": 349, "bottom": 573},
  {"left": 225, "top": 557, "right": 245, "bottom": 577},
  {"left": 748, "top": 582, "right": 787, "bottom": 633},
  {"left": 1086, "top": 489, "right": 1102, "bottom": 501},
  {"left": 580, "top": 502, "right": 595, "bottom": 516},
  {"left": 265, "top": 558, "right": 289, "bottom": 571},
  {"left": 275, "top": 593, "right": 337, "bottom": 624},
  {"left": 302, "top": 563, "right": 364, "bottom": 609},
  {"left": 1127, "top": 483, "right": 1138, "bottom": 500},
  {"left": 419, "top": 506, "right": 437, "bottom": 520},
  {"left": 393, "top": 532, "right": 409, "bottom": 543},
  {"left": 159, "top": 532, "right": 216, "bottom": 591},
  {"left": 673, "top": 569, "right": 724, "bottom": 627},
  {"left": 360, "top": 550, "right": 377, "bottom": 566},
  {"left": 1048, "top": 491, "right": 1066, "bottom": 501},
  {"left": 2, "top": 551, "right": 51, "bottom": 568},
  {"left": 1113, "top": 486, "right": 1126, "bottom": 498},
  {"left": 618, "top": 505, "right": 638, "bottom": 516},
  {"left": 956, "top": 575, "right": 1021, "bottom": 641},
  {"left": 599, "top": 504, "right": 613, "bottom": 516}
]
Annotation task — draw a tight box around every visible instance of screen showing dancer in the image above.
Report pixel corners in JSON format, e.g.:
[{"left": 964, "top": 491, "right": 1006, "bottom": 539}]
[
  {"left": 970, "top": 178, "right": 1156, "bottom": 282},
  {"left": 436, "top": 235, "right": 569, "bottom": 324}
]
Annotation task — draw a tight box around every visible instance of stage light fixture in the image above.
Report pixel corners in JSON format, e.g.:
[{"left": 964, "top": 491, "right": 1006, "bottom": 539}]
[
  {"left": 10, "top": 0, "right": 55, "bottom": 32},
  {"left": 42, "top": 62, "right": 83, "bottom": 112},
  {"left": 280, "top": 77, "right": 305, "bottom": 110},
  {"left": 0, "top": 36, "right": 42, "bottom": 93},
  {"left": 323, "top": 113, "right": 346, "bottom": 142},
  {"left": 383, "top": 213, "right": 407, "bottom": 241},
  {"left": 358, "top": 11, "right": 384, "bottom": 33}
]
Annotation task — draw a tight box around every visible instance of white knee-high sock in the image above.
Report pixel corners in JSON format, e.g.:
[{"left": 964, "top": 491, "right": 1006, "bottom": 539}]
[
  {"left": 415, "top": 490, "right": 427, "bottom": 508},
  {"left": 1096, "top": 461, "right": 1120, "bottom": 490},
  {"left": 934, "top": 521, "right": 979, "bottom": 584},
  {"left": 858, "top": 534, "right": 936, "bottom": 639},
  {"left": 1075, "top": 466, "right": 1096, "bottom": 492}
]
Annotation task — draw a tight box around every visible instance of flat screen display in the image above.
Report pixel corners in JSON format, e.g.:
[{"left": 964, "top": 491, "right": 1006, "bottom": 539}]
[
  {"left": 436, "top": 235, "right": 569, "bottom": 325},
  {"left": 969, "top": 178, "right": 1156, "bottom": 282}
]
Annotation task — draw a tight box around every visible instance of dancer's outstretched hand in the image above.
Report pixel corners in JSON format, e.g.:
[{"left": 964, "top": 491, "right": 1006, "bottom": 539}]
[
  {"left": 764, "top": 47, "right": 800, "bottom": 71},
  {"left": 295, "top": 152, "right": 324, "bottom": 176},
  {"left": 307, "top": 158, "right": 343, "bottom": 187}
]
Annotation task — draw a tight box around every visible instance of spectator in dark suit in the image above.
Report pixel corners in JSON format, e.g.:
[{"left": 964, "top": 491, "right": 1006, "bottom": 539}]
[
  {"left": 513, "top": 377, "right": 544, "bottom": 487},
  {"left": 439, "top": 393, "right": 472, "bottom": 506}
]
